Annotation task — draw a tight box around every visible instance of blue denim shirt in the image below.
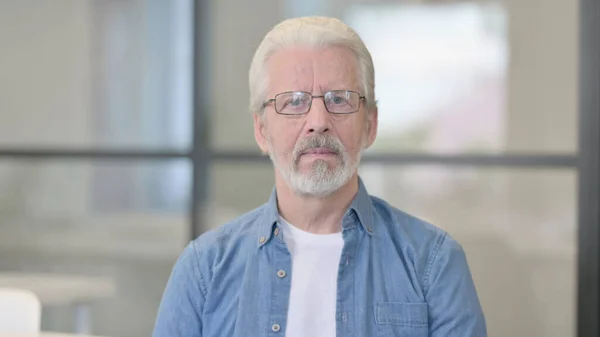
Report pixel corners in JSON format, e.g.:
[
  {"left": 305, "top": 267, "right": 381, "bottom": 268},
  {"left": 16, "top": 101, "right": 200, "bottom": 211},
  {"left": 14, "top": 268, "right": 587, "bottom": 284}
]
[{"left": 153, "top": 179, "right": 487, "bottom": 336}]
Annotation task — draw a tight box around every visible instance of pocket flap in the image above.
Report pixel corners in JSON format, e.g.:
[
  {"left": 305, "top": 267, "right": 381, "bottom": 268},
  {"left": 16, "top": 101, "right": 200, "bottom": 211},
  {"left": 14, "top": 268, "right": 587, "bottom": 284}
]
[{"left": 375, "top": 302, "right": 428, "bottom": 327}]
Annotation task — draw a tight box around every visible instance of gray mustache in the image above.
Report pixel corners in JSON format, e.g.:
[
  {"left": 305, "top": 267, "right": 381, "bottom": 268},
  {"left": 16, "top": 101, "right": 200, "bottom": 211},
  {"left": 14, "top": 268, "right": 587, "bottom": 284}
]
[{"left": 293, "top": 135, "right": 343, "bottom": 161}]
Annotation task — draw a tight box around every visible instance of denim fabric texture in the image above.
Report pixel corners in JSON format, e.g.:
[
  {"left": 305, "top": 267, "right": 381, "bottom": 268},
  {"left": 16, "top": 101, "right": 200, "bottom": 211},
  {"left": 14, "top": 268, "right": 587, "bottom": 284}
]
[{"left": 153, "top": 178, "right": 487, "bottom": 337}]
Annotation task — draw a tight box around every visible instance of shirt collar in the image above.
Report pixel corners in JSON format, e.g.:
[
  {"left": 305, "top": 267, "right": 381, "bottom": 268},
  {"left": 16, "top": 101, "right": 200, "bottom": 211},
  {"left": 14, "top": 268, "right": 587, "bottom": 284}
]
[
  {"left": 346, "top": 177, "right": 375, "bottom": 236},
  {"left": 256, "top": 176, "right": 375, "bottom": 247}
]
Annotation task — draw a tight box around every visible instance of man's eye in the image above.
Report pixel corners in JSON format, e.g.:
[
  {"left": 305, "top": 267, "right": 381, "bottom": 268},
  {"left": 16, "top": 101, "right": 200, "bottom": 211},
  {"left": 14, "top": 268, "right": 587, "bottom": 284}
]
[{"left": 331, "top": 96, "right": 346, "bottom": 104}]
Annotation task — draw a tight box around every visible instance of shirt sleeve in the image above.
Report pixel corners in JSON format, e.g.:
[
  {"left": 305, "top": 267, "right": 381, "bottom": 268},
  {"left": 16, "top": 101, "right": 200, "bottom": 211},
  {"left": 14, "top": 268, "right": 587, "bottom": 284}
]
[
  {"left": 425, "top": 233, "right": 487, "bottom": 337},
  {"left": 153, "top": 241, "right": 206, "bottom": 337}
]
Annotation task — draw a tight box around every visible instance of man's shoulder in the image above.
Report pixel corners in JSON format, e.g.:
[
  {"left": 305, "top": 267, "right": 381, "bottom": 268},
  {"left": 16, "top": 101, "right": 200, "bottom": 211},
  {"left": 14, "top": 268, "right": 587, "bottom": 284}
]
[
  {"left": 371, "top": 195, "right": 446, "bottom": 237},
  {"left": 189, "top": 204, "right": 267, "bottom": 259},
  {"left": 369, "top": 195, "right": 453, "bottom": 256},
  {"left": 369, "top": 195, "right": 466, "bottom": 285}
]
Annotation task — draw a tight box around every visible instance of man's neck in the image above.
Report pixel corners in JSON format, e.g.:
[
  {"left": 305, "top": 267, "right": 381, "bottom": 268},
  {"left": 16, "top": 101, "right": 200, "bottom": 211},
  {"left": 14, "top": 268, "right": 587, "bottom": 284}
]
[{"left": 275, "top": 173, "right": 359, "bottom": 234}]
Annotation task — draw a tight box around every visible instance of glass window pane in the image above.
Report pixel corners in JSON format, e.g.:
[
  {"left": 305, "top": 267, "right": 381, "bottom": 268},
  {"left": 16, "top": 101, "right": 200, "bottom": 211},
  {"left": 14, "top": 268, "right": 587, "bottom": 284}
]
[
  {"left": 0, "top": 159, "right": 191, "bottom": 336},
  {"left": 208, "top": 163, "right": 576, "bottom": 337},
  {"left": 211, "top": 0, "right": 577, "bottom": 154},
  {"left": 0, "top": 0, "right": 193, "bottom": 150},
  {"left": 205, "top": 162, "right": 274, "bottom": 229}
]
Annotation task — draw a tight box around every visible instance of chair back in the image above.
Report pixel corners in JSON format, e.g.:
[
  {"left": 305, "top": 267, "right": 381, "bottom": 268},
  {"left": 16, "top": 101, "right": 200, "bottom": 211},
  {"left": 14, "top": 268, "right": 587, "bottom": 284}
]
[{"left": 0, "top": 287, "right": 41, "bottom": 333}]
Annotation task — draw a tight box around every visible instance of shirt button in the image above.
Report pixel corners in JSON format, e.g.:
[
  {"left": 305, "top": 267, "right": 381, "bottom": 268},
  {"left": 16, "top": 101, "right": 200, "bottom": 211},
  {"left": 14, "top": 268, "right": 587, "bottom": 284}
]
[
  {"left": 274, "top": 227, "right": 280, "bottom": 236},
  {"left": 367, "top": 227, "right": 373, "bottom": 233},
  {"left": 272, "top": 323, "right": 281, "bottom": 332},
  {"left": 277, "top": 270, "right": 286, "bottom": 278},
  {"left": 259, "top": 236, "right": 266, "bottom": 244}
]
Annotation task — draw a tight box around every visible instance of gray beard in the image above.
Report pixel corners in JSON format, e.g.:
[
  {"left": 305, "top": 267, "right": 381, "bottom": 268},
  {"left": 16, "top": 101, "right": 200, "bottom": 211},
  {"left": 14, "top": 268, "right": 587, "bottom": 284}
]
[{"left": 269, "top": 149, "right": 359, "bottom": 198}]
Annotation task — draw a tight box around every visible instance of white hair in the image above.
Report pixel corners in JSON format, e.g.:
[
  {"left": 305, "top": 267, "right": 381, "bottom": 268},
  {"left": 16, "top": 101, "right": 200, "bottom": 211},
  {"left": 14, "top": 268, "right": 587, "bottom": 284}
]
[{"left": 248, "top": 16, "right": 376, "bottom": 115}]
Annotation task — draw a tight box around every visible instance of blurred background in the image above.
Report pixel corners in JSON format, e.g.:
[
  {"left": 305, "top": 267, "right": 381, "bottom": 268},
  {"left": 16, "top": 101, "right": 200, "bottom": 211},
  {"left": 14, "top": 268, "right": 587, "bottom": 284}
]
[{"left": 0, "top": 0, "right": 596, "bottom": 337}]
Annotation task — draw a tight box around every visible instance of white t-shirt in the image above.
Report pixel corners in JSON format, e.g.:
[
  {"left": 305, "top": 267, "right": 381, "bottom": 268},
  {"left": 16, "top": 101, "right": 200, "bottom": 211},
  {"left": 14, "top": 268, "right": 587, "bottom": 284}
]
[{"left": 278, "top": 216, "right": 344, "bottom": 337}]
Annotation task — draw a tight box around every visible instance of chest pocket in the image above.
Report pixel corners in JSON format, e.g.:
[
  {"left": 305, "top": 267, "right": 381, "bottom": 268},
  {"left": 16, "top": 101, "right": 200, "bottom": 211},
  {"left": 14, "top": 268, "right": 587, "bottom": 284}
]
[{"left": 375, "top": 302, "right": 429, "bottom": 337}]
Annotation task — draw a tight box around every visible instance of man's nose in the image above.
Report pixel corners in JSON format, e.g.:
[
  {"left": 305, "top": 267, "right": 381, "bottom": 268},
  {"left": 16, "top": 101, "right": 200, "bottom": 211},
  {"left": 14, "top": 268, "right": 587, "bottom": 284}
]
[{"left": 305, "top": 98, "right": 331, "bottom": 134}]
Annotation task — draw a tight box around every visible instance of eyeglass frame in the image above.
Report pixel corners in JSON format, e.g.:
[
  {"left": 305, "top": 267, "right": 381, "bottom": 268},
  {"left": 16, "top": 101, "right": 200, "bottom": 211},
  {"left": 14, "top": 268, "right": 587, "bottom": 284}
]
[{"left": 262, "top": 90, "right": 366, "bottom": 115}]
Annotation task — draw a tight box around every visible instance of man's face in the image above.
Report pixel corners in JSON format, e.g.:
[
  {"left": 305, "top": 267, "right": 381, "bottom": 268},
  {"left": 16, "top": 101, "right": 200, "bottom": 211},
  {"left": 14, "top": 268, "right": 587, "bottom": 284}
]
[{"left": 254, "top": 46, "right": 378, "bottom": 197}]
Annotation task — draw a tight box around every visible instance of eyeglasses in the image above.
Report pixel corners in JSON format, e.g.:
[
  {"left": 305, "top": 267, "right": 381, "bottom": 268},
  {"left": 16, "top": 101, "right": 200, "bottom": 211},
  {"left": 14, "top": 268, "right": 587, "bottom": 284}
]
[{"left": 262, "top": 90, "right": 365, "bottom": 115}]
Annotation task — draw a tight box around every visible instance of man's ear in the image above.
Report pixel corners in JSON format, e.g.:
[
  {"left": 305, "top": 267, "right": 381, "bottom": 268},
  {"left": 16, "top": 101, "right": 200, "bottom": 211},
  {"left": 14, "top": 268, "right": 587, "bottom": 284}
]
[
  {"left": 364, "top": 106, "right": 378, "bottom": 149},
  {"left": 253, "top": 113, "right": 270, "bottom": 154}
]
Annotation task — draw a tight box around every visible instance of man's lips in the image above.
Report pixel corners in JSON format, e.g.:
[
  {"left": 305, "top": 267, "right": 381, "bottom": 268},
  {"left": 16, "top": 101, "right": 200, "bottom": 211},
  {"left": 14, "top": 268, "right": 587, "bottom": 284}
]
[{"left": 301, "top": 147, "right": 337, "bottom": 156}]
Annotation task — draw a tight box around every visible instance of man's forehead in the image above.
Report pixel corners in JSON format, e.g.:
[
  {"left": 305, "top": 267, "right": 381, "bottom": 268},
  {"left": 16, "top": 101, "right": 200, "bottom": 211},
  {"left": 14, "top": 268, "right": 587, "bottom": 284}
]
[{"left": 267, "top": 47, "right": 360, "bottom": 90}]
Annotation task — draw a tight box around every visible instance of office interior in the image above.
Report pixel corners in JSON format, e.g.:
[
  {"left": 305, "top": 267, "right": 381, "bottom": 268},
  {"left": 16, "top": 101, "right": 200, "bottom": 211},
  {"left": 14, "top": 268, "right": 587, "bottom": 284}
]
[{"left": 0, "top": 0, "right": 598, "bottom": 337}]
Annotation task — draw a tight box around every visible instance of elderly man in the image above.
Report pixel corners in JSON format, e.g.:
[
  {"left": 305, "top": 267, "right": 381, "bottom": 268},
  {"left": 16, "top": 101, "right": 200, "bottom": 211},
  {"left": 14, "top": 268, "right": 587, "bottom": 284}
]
[{"left": 153, "top": 16, "right": 486, "bottom": 337}]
